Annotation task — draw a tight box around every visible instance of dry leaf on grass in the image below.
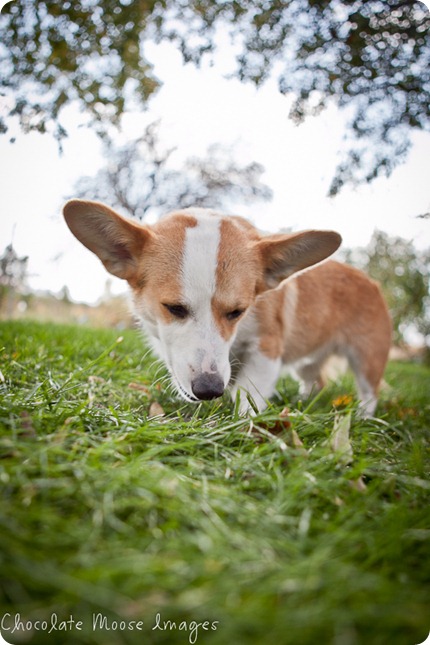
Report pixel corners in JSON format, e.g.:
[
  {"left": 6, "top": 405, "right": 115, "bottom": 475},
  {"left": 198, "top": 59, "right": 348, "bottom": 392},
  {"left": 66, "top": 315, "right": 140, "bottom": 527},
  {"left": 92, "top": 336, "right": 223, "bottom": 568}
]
[
  {"left": 149, "top": 401, "right": 165, "bottom": 418},
  {"left": 330, "top": 413, "right": 353, "bottom": 465},
  {"left": 262, "top": 407, "right": 292, "bottom": 435},
  {"left": 128, "top": 382, "right": 151, "bottom": 395},
  {"left": 255, "top": 408, "right": 308, "bottom": 454},
  {"left": 289, "top": 429, "right": 305, "bottom": 448},
  {"left": 88, "top": 375, "right": 106, "bottom": 384}
]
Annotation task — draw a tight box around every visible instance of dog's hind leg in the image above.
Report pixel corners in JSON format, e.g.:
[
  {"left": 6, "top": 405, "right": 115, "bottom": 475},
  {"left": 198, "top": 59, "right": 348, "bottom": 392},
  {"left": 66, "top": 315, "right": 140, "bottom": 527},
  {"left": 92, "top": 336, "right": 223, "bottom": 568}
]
[
  {"left": 355, "top": 374, "right": 378, "bottom": 417},
  {"left": 348, "top": 345, "right": 389, "bottom": 418}
]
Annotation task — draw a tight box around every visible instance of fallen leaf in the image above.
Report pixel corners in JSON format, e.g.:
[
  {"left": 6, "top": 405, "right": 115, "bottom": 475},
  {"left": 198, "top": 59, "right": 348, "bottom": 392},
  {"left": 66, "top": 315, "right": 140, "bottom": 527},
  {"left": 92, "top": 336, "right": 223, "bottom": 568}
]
[
  {"left": 290, "top": 429, "right": 304, "bottom": 448},
  {"left": 128, "top": 382, "right": 151, "bottom": 395},
  {"left": 280, "top": 407, "right": 291, "bottom": 420},
  {"left": 255, "top": 409, "right": 308, "bottom": 454},
  {"left": 88, "top": 375, "right": 105, "bottom": 384},
  {"left": 149, "top": 401, "right": 165, "bottom": 418},
  {"left": 265, "top": 407, "right": 292, "bottom": 435},
  {"left": 330, "top": 412, "right": 353, "bottom": 465}
]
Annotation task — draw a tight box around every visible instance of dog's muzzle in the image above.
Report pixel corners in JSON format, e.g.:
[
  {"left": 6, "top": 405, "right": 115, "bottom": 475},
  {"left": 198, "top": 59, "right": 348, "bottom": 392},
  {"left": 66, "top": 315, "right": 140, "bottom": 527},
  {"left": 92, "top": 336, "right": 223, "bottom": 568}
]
[{"left": 191, "top": 373, "right": 225, "bottom": 401}]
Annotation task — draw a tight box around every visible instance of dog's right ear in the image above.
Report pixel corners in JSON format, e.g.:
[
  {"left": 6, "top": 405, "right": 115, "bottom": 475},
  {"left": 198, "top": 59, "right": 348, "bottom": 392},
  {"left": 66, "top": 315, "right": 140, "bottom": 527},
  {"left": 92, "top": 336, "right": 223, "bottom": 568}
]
[{"left": 63, "top": 200, "right": 152, "bottom": 281}]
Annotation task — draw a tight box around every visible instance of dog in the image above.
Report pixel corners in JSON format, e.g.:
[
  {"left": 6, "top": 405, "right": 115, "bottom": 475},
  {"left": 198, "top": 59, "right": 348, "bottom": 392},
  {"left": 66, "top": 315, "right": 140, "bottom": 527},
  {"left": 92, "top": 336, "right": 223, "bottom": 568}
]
[{"left": 63, "top": 200, "right": 391, "bottom": 416}]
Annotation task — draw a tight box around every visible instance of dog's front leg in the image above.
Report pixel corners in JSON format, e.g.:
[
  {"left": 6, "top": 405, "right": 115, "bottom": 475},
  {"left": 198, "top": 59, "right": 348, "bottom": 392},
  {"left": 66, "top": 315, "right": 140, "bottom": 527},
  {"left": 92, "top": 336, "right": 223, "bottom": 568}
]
[{"left": 229, "top": 351, "right": 282, "bottom": 415}]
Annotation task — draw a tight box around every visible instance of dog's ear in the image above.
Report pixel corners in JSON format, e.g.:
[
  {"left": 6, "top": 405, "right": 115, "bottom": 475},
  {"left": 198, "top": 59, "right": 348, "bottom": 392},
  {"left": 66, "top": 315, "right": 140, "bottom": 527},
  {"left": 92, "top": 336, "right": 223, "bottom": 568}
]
[
  {"left": 255, "top": 229, "right": 342, "bottom": 291},
  {"left": 63, "top": 200, "right": 152, "bottom": 280}
]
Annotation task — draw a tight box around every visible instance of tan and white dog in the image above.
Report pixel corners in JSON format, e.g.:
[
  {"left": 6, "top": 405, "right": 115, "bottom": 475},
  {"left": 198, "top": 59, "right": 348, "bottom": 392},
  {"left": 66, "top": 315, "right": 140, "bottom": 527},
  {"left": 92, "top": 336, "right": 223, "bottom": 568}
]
[{"left": 63, "top": 200, "right": 391, "bottom": 416}]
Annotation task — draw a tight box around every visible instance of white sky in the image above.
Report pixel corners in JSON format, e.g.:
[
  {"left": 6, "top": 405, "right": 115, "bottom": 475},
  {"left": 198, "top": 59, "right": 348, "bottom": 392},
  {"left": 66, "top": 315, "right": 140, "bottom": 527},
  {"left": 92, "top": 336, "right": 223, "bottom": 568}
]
[{"left": 1, "top": 35, "right": 430, "bottom": 304}]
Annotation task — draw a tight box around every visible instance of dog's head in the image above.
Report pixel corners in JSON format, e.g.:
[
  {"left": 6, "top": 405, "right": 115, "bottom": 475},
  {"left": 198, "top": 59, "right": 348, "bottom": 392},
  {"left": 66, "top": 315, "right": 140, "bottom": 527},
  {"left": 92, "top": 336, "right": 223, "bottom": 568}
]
[{"left": 64, "top": 200, "right": 341, "bottom": 403}]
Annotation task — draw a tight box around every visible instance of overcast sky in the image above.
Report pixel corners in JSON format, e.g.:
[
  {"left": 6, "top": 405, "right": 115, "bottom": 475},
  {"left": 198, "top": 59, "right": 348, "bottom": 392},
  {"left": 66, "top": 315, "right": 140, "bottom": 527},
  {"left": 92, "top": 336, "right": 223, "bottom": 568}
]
[{"left": 1, "top": 31, "right": 430, "bottom": 304}]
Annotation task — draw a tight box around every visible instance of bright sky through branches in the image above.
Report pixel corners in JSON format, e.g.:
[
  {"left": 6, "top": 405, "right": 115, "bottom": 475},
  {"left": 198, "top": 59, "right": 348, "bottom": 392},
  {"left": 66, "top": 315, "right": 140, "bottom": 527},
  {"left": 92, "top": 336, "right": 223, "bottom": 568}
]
[{"left": 0, "top": 10, "right": 429, "bottom": 303}]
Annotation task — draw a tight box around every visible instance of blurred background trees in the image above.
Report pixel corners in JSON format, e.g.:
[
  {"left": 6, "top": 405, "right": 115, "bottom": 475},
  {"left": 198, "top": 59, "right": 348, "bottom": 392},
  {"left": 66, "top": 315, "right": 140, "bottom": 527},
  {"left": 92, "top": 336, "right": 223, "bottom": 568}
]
[
  {"left": 344, "top": 231, "right": 430, "bottom": 353},
  {"left": 73, "top": 121, "right": 272, "bottom": 220},
  {"left": 0, "top": 0, "right": 160, "bottom": 143},
  {"left": 1, "top": 0, "right": 429, "bottom": 193},
  {"left": 0, "top": 244, "right": 29, "bottom": 317}
]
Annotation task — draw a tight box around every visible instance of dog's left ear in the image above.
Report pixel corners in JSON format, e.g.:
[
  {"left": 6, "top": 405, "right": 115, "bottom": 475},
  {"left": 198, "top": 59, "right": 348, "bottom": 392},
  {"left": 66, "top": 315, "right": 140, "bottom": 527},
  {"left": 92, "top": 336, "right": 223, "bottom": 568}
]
[
  {"left": 63, "top": 199, "right": 152, "bottom": 281},
  {"left": 255, "top": 229, "right": 342, "bottom": 290}
]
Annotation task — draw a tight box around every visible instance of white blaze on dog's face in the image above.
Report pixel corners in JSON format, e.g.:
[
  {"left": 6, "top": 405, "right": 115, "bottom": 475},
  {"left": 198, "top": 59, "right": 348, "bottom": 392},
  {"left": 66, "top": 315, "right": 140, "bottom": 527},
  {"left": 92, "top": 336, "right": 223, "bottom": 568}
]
[
  {"left": 63, "top": 201, "right": 260, "bottom": 401},
  {"left": 132, "top": 209, "right": 261, "bottom": 402},
  {"left": 63, "top": 200, "right": 341, "bottom": 404}
]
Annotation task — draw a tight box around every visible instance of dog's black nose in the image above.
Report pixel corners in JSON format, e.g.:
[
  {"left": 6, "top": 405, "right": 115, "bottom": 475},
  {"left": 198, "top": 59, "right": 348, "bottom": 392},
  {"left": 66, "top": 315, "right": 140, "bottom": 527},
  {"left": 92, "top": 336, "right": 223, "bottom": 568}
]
[{"left": 191, "top": 373, "right": 225, "bottom": 401}]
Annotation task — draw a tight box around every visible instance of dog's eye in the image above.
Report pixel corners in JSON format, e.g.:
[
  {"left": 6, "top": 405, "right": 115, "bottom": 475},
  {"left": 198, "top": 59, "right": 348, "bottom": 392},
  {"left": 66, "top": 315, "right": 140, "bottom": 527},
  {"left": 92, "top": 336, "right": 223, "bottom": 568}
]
[
  {"left": 163, "top": 304, "right": 189, "bottom": 319},
  {"left": 226, "top": 309, "right": 244, "bottom": 321}
]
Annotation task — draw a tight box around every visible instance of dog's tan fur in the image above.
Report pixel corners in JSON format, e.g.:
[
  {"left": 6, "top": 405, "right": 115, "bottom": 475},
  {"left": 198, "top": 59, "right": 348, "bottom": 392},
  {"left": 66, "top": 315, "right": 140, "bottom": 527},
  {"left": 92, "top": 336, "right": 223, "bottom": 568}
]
[
  {"left": 64, "top": 199, "right": 391, "bottom": 415},
  {"left": 253, "top": 261, "right": 391, "bottom": 396}
]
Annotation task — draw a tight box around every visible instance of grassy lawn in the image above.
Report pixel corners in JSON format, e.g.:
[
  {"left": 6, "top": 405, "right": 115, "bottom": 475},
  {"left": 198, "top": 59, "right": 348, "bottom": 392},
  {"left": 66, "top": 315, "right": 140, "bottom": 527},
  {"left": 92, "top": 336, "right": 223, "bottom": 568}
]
[{"left": 0, "top": 319, "right": 429, "bottom": 645}]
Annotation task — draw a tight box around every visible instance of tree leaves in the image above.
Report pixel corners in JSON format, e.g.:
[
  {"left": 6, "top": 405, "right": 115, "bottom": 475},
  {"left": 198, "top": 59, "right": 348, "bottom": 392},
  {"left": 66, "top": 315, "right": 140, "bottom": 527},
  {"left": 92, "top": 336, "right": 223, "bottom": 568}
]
[
  {"left": 0, "top": 0, "right": 160, "bottom": 138},
  {"left": 344, "top": 230, "right": 430, "bottom": 346},
  {"left": 1, "top": 0, "right": 429, "bottom": 192},
  {"left": 162, "top": 0, "right": 430, "bottom": 193},
  {"left": 72, "top": 122, "right": 272, "bottom": 220}
]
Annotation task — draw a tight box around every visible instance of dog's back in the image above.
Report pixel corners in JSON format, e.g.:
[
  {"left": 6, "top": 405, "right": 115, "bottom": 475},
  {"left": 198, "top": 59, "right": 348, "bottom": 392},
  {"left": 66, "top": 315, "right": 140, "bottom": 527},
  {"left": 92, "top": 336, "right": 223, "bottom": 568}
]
[{"left": 243, "top": 260, "right": 391, "bottom": 415}]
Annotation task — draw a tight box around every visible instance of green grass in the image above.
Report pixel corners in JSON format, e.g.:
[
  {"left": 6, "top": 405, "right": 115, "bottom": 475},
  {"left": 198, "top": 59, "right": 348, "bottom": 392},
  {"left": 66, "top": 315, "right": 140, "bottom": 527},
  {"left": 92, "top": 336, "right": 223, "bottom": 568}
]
[{"left": 0, "top": 319, "right": 429, "bottom": 645}]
